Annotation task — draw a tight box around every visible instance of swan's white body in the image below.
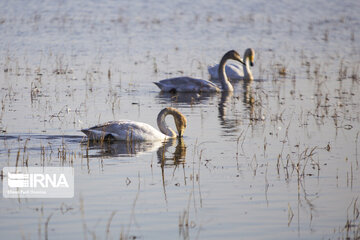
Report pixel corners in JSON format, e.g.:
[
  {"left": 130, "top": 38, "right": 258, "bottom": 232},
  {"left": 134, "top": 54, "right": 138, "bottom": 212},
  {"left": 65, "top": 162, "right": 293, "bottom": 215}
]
[
  {"left": 208, "top": 63, "right": 243, "bottom": 80},
  {"left": 154, "top": 77, "right": 219, "bottom": 93},
  {"left": 81, "top": 108, "right": 187, "bottom": 141},
  {"left": 208, "top": 48, "right": 255, "bottom": 81},
  {"left": 154, "top": 50, "right": 244, "bottom": 93},
  {"left": 82, "top": 120, "right": 168, "bottom": 141}
]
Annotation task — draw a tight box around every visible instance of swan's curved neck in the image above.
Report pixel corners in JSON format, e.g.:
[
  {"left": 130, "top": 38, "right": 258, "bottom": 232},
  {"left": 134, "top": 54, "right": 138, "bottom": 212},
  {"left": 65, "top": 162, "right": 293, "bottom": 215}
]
[
  {"left": 243, "top": 52, "right": 254, "bottom": 81},
  {"left": 218, "top": 56, "right": 234, "bottom": 92},
  {"left": 157, "top": 109, "right": 177, "bottom": 138}
]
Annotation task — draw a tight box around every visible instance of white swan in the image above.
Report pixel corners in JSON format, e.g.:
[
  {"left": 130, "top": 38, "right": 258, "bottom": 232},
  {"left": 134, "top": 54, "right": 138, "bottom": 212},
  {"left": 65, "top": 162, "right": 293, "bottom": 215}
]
[
  {"left": 208, "top": 48, "right": 255, "bottom": 81},
  {"left": 81, "top": 107, "right": 187, "bottom": 141},
  {"left": 154, "top": 50, "right": 245, "bottom": 93}
]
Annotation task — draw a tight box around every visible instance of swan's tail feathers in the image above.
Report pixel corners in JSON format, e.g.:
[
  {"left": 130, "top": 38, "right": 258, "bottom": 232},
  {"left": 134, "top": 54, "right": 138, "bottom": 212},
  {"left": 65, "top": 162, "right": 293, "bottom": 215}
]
[
  {"left": 153, "top": 82, "right": 162, "bottom": 90},
  {"left": 81, "top": 128, "right": 91, "bottom": 138},
  {"left": 81, "top": 128, "right": 101, "bottom": 140},
  {"left": 81, "top": 128, "right": 90, "bottom": 136}
]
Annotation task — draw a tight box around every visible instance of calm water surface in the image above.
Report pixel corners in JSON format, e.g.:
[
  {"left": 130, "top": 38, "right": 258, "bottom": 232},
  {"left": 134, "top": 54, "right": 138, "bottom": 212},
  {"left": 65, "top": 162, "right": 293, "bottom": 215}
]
[{"left": 0, "top": 0, "right": 359, "bottom": 239}]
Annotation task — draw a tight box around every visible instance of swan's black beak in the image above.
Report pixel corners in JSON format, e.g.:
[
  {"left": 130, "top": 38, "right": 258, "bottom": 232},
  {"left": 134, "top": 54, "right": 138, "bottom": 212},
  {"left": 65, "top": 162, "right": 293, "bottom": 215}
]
[
  {"left": 250, "top": 61, "right": 254, "bottom": 67},
  {"left": 177, "top": 129, "right": 184, "bottom": 138}
]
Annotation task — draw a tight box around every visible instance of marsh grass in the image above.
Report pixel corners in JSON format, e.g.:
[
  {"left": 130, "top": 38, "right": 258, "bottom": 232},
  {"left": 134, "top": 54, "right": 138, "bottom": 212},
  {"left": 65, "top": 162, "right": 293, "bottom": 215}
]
[
  {"left": 0, "top": 5, "right": 359, "bottom": 239},
  {"left": 179, "top": 192, "right": 193, "bottom": 239},
  {"left": 79, "top": 195, "right": 88, "bottom": 240},
  {"left": 342, "top": 198, "right": 360, "bottom": 239},
  {"left": 44, "top": 212, "right": 54, "bottom": 240}
]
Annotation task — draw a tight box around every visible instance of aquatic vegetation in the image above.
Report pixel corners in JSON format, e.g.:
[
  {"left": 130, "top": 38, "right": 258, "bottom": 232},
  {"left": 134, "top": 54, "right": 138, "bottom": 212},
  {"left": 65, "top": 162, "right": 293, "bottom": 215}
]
[{"left": 0, "top": 1, "right": 359, "bottom": 239}]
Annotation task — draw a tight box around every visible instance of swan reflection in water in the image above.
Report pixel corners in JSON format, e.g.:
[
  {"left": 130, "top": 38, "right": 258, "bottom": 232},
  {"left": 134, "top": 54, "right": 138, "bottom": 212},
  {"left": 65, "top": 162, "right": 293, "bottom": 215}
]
[
  {"left": 156, "top": 138, "right": 186, "bottom": 166},
  {"left": 82, "top": 137, "right": 187, "bottom": 205},
  {"left": 155, "top": 91, "right": 215, "bottom": 105},
  {"left": 82, "top": 139, "right": 161, "bottom": 158},
  {"left": 218, "top": 79, "right": 256, "bottom": 135},
  {"left": 82, "top": 137, "right": 186, "bottom": 162},
  {"left": 156, "top": 80, "right": 256, "bottom": 137}
]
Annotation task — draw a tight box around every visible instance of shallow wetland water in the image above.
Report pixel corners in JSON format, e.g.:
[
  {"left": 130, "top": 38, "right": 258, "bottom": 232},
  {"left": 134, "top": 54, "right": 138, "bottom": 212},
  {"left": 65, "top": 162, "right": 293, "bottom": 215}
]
[{"left": 0, "top": 0, "right": 359, "bottom": 239}]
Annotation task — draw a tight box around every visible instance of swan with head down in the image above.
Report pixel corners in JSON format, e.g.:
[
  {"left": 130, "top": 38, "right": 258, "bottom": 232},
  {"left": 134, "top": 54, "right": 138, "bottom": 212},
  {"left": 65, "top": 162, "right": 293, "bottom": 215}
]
[
  {"left": 154, "top": 50, "right": 245, "bottom": 93},
  {"left": 208, "top": 48, "right": 255, "bottom": 81},
  {"left": 81, "top": 107, "right": 187, "bottom": 141}
]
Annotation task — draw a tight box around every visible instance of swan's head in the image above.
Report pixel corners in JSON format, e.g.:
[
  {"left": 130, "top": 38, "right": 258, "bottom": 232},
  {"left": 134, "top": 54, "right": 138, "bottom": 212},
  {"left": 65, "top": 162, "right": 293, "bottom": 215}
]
[
  {"left": 172, "top": 109, "right": 187, "bottom": 137},
  {"left": 158, "top": 107, "right": 187, "bottom": 138},
  {"left": 245, "top": 48, "right": 255, "bottom": 67},
  {"left": 225, "top": 50, "right": 245, "bottom": 66}
]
